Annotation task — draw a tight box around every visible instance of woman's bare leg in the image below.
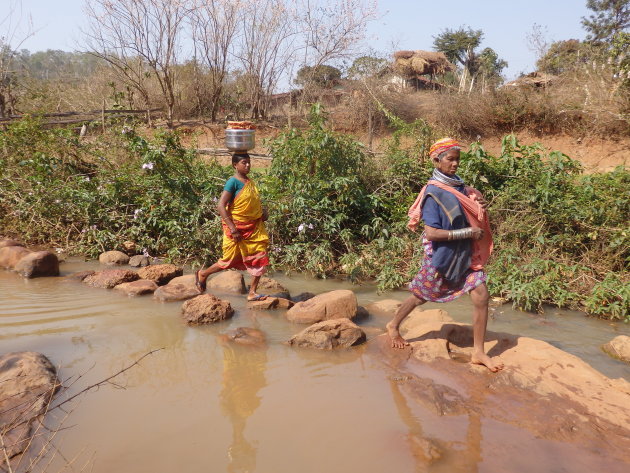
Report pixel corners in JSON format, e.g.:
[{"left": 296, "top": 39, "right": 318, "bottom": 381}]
[
  {"left": 387, "top": 295, "right": 426, "bottom": 348},
  {"left": 469, "top": 283, "right": 504, "bottom": 372},
  {"left": 247, "top": 275, "right": 267, "bottom": 300},
  {"left": 196, "top": 262, "right": 224, "bottom": 291}
]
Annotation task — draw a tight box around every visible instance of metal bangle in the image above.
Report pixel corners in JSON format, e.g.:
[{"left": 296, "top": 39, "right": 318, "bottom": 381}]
[{"left": 450, "top": 227, "right": 473, "bottom": 240}]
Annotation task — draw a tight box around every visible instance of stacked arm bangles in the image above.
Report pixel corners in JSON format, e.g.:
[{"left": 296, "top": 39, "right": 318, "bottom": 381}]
[{"left": 448, "top": 227, "right": 474, "bottom": 240}]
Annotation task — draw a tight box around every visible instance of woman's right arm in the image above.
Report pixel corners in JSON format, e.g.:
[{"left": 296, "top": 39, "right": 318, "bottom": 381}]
[{"left": 217, "top": 190, "right": 243, "bottom": 242}]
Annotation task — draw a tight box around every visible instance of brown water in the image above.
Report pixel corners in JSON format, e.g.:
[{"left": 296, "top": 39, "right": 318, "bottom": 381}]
[{"left": 1, "top": 259, "right": 629, "bottom": 472}]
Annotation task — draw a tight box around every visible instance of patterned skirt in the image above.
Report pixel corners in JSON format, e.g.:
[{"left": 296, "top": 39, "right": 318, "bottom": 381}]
[{"left": 408, "top": 238, "right": 486, "bottom": 303}]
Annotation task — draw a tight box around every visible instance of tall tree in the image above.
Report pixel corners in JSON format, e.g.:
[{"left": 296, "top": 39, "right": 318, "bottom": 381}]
[
  {"left": 189, "top": 0, "right": 241, "bottom": 122},
  {"left": 0, "top": 0, "right": 33, "bottom": 117},
  {"left": 235, "top": 0, "right": 297, "bottom": 119},
  {"left": 433, "top": 27, "right": 483, "bottom": 91},
  {"left": 84, "top": 0, "right": 188, "bottom": 127},
  {"left": 582, "top": 0, "right": 630, "bottom": 43}
]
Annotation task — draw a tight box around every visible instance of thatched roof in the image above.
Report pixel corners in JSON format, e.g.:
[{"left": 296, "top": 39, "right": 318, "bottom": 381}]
[
  {"left": 503, "top": 71, "right": 557, "bottom": 88},
  {"left": 392, "top": 50, "right": 455, "bottom": 77}
]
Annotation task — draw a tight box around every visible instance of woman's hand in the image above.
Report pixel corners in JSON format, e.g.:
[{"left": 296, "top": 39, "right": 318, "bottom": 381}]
[
  {"left": 471, "top": 227, "right": 484, "bottom": 240},
  {"left": 231, "top": 228, "right": 243, "bottom": 242}
]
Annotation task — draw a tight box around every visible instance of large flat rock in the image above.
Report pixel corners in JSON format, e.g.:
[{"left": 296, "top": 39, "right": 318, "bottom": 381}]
[
  {"left": 286, "top": 289, "right": 358, "bottom": 324},
  {"left": 371, "top": 321, "right": 630, "bottom": 468}
]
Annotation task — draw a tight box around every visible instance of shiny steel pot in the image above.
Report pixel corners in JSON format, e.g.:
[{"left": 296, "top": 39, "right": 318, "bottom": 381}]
[{"left": 225, "top": 129, "right": 255, "bottom": 151}]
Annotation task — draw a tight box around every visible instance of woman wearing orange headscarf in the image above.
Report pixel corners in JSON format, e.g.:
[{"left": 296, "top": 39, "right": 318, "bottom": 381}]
[
  {"left": 387, "top": 138, "right": 503, "bottom": 372},
  {"left": 196, "top": 153, "right": 270, "bottom": 301}
]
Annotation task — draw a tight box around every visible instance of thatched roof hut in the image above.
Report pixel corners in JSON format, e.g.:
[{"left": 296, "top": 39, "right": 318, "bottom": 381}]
[
  {"left": 393, "top": 50, "right": 455, "bottom": 77},
  {"left": 503, "top": 72, "right": 557, "bottom": 89}
]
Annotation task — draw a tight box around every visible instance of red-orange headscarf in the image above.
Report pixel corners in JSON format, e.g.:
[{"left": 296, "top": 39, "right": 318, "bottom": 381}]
[{"left": 429, "top": 137, "right": 460, "bottom": 160}]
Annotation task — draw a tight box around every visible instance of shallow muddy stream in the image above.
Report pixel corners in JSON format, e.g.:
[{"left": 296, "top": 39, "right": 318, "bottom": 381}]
[{"left": 1, "top": 259, "right": 629, "bottom": 472}]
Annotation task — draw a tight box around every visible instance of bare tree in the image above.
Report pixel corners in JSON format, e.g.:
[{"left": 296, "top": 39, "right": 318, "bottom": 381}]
[
  {"left": 235, "top": 0, "right": 299, "bottom": 119},
  {"left": 298, "top": 0, "right": 378, "bottom": 68},
  {"left": 189, "top": 0, "right": 241, "bottom": 122},
  {"left": 293, "top": 0, "right": 378, "bottom": 109},
  {"left": 0, "top": 0, "right": 34, "bottom": 118},
  {"left": 84, "top": 0, "right": 189, "bottom": 127}
]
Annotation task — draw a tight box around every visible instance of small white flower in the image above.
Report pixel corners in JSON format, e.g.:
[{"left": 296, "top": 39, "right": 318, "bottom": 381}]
[
  {"left": 84, "top": 176, "right": 90, "bottom": 181},
  {"left": 212, "top": 197, "right": 218, "bottom": 203},
  {"left": 142, "top": 162, "right": 154, "bottom": 170},
  {"left": 55, "top": 247, "right": 63, "bottom": 253},
  {"left": 55, "top": 199, "right": 61, "bottom": 204},
  {"left": 91, "top": 225, "right": 97, "bottom": 230},
  {"left": 308, "top": 223, "right": 314, "bottom": 229},
  {"left": 134, "top": 208, "right": 143, "bottom": 219},
  {"left": 297, "top": 223, "right": 305, "bottom": 233},
  {"left": 142, "top": 248, "right": 150, "bottom": 257}
]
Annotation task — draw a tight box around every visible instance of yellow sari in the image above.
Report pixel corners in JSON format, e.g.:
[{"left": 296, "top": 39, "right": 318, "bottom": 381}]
[{"left": 218, "top": 180, "right": 269, "bottom": 276}]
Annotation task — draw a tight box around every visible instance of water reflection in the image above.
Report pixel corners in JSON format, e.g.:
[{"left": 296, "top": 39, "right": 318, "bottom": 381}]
[{"left": 220, "top": 340, "right": 268, "bottom": 472}]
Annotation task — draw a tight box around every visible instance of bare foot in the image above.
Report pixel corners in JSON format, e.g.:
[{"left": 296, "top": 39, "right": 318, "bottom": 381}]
[
  {"left": 471, "top": 351, "right": 504, "bottom": 372},
  {"left": 386, "top": 322, "right": 409, "bottom": 349}
]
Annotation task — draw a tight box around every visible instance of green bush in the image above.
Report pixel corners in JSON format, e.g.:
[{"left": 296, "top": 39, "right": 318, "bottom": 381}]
[{"left": 1, "top": 109, "right": 628, "bottom": 320}]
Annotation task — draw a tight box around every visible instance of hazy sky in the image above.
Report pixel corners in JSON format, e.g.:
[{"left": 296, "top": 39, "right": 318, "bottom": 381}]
[{"left": 7, "top": 0, "right": 592, "bottom": 81}]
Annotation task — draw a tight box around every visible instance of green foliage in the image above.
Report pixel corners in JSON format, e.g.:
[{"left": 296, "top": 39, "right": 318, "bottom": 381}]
[
  {"left": 0, "top": 117, "right": 230, "bottom": 261},
  {"left": 1, "top": 110, "right": 628, "bottom": 321},
  {"left": 295, "top": 65, "right": 342, "bottom": 88},
  {"left": 536, "top": 39, "right": 588, "bottom": 75},
  {"left": 347, "top": 55, "right": 389, "bottom": 80},
  {"left": 582, "top": 0, "right": 630, "bottom": 43}
]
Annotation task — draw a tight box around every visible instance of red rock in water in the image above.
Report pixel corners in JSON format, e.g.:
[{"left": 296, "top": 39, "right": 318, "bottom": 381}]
[
  {"left": 153, "top": 283, "right": 199, "bottom": 302},
  {"left": 286, "top": 290, "right": 358, "bottom": 324},
  {"left": 288, "top": 318, "right": 366, "bottom": 349},
  {"left": 138, "top": 264, "right": 183, "bottom": 285},
  {"left": 98, "top": 250, "right": 130, "bottom": 265},
  {"left": 83, "top": 269, "right": 139, "bottom": 289},
  {"left": 114, "top": 279, "right": 158, "bottom": 296},
  {"left": 181, "top": 294, "right": 234, "bottom": 325},
  {"left": 14, "top": 251, "right": 60, "bottom": 278},
  {"left": 207, "top": 271, "right": 246, "bottom": 294}
]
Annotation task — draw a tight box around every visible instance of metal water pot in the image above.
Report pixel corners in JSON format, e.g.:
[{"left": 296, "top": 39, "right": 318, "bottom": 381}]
[{"left": 225, "top": 129, "right": 255, "bottom": 151}]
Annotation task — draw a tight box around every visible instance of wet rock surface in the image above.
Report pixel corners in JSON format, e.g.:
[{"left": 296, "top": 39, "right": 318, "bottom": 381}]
[
  {"left": 289, "top": 318, "right": 366, "bottom": 349},
  {"left": 291, "top": 292, "right": 316, "bottom": 303},
  {"left": 154, "top": 283, "right": 200, "bottom": 302},
  {"left": 603, "top": 335, "right": 630, "bottom": 363},
  {"left": 371, "top": 320, "right": 630, "bottom": 468},
  {"left": 66, "top": 270, "right": 95, "bottom": 281},
  {"left": 98, "top": 250, "right": 130, "bottom": 265},
  {"left": 83, "top": 269, "right": 139, "bottom": 289},
  {"left": 114, "top": 279, "right": 158, "bottom": 296},
  {"left": 129, "top": 255, "right": 151, "bottom": 267},
  {"left": 0, "top": 246, "right": 31, "bottom": 269},
  {"left": 286, "top": 290, "right": 358, "bottom": 324},
  {"left": 208, "top": 271, "right": 246, "bottom": 294},
  {"left": 223, "top": 327, "right": 267, "bottom": 346},
  {"left": 257, "top": 276, "right": 289, "bottom": 297},
  {"left": 138, "top": 264, "right": 183, "bottom": 285},
  {"left": 0, "top": 352, "right": 59, "bottom": 464},
  {"left": 168, "top": 274, "right": 195, "bottom": 286},
  {"left": 181, "top": 294, "right": 234, "bottom": 325},
  {"left": 14, "top": 251, "right": 60, "bottom": 278}
]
